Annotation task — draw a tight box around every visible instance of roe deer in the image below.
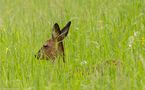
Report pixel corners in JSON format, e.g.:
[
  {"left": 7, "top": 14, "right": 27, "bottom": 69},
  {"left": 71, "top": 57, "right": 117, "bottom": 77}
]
[{"left": 35, "top": 21, "right": 71, "bottom": 63}]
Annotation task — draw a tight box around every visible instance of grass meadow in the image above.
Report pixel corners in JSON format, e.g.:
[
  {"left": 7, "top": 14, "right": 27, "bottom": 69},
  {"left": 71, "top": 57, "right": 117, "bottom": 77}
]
[{"left": 0, "top": 0, "right": 145, "bottom": 90}]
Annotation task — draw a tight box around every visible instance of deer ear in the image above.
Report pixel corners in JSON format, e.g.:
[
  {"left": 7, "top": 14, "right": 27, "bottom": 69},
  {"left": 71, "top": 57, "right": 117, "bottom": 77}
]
[
  {"left": 58, "top": 21, "right": 71, "bottom": 41},
  {"left": 52, "top": 23, "right": 61, "bottom": 39}
]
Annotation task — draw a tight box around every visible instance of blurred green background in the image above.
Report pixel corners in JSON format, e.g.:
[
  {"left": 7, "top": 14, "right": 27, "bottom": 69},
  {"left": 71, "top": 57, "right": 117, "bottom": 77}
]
[{"left": 0, "top": 0, "right": 145, "bottom": 90}]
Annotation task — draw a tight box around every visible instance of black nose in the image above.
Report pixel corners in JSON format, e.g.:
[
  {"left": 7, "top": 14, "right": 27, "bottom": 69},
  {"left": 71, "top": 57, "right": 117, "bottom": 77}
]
[
  {"left": 35, "top": 50, "right": 40, "bottom": 59},
  {"left": 35, "top": 54, "right": 40, "bottom": 59},
  {"left": 35, "top": 54, "right": 38, "bottom": 58},
  {"left": 35, "top": 49, "right": 42, "bottom": 59}
]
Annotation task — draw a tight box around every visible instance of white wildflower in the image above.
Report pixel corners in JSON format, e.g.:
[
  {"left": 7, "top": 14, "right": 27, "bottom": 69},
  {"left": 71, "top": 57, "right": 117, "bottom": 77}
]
[
  {"left": 134, "top": 31, "right": 139, "bottom": 37},
  {"left": 80, "top": 60, "right": 87, "bottom": 65}
]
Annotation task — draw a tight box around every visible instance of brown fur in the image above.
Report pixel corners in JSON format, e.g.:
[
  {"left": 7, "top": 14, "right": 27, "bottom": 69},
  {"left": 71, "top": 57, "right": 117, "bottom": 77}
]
[{"left": 35, "top": 21, "right": 71, "bottom": 63}]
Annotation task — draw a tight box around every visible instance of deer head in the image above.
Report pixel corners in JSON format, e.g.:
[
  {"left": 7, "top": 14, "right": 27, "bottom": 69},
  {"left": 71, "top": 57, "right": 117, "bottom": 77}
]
[{"left": 35, "top": 21, "right": 71, "bottom": 63}]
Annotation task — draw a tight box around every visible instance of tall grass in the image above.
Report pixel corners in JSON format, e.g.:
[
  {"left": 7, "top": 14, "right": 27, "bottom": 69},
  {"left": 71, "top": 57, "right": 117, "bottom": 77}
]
[{"left": 0, "top": 0, "right": 145, "bottom": 89}]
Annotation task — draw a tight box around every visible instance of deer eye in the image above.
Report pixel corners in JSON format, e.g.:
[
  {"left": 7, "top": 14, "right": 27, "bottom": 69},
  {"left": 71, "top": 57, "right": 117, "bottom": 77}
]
[{"left": 43, "top": 44, "right": 48, "bottom": 48}]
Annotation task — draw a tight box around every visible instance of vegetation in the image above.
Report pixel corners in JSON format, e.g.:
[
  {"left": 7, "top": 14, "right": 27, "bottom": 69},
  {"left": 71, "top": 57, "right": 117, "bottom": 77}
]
[{"left": 0, "top": 0, "right": 145, "bottom": 89}]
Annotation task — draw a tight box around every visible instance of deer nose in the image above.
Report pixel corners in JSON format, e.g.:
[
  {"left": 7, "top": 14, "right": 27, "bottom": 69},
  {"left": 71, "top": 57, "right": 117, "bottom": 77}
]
[{"left": 35, "top": 54, "right": 39, "bottom": 59}]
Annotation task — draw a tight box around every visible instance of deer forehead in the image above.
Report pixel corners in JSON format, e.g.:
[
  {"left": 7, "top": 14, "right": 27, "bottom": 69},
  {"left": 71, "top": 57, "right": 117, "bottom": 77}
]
[{"left": 44, "top": 39, "right": 60, "bottom": 47}]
